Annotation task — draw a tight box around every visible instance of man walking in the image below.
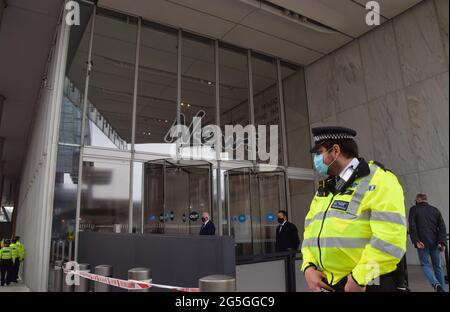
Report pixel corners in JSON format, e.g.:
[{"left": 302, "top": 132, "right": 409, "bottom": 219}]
[{"left": 409, "top": 193, "right": 447, "bottom": 292}]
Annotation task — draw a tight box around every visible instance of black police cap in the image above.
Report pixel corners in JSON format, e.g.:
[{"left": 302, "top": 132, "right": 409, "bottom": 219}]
[{"left": 310, "top": 126, "right": 357, "bottom": 153}]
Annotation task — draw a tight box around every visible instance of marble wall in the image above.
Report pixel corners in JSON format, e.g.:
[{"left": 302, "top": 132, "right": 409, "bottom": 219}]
[{"left": 305, "top": 0, "right": 449, "bottom": 265}]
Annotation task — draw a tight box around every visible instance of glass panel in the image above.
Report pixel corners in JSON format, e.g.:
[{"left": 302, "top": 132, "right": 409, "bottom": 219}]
[
  {"left": 143, "top": 161, "right": 211, "bottom": 235},
  {"left": 60, "top": 1, "right": 94, "bottom": 144},
  {"left": 52, "top": 146, "right": 80, "bottom": 240},
  {"left": 219, "top": 44, "right": 250, "bottom": 160},
  {"left": 281, "top": 63, "right": 312, "bottom": 168},
  {"left": 252, "top": 54, "right": 283, "bottom": 165},
  {"left": 85, "top": 10, "right": 138, "bottom": 150},
  {"left": 143, "top": 162, "right": 164, "bottom": 233},
  {"left": 288, "top": 179, "right": 315, "bottom": 242},
  {"left": 132, "top": 162, "right": 143, "bottom": 233},
  {"left": 180, "top": 33, "right": 215, "bottom": 148},
  {"left": 227, "top": 170, "right": 253, "bottom": 256},
  {"left": 253, "top": 172, "right": 286, "bottom": 254},
  {"left": 135, "top": 22, "right": 178, "bottom": 152},
  {"left": 80, "top": 159, "right": 131, "bottom": 233},
  {"left": 227, "top": 169, "right": 287, "bottom": 256}
]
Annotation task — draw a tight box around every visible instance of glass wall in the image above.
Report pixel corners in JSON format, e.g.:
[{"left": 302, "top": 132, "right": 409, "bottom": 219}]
[
  {"left": 252, "top": 53, "right": 283, "bottom": 165},
  {"left": 219, "top": 44, "right": 251, "bottom": 160},
  {"left": 135, "top": 22, "right": 178, "bottom": 152},
  {"left": 51, "top": 3, "right": 314, "bottom": 263},
  {"left": 84, "top": 9, "right": 138, "bottom": 150},
  {"left": 180, "top": 33, "right": 216, "bottom": 135},
  {"left": 281, "top": 62, "right": 311, "bottom": 169},
  {"left": 79, "top": 159, "right": 131, "bottom": 233},
  {"left": 226, "top": 169, "right": 287, "bottom": 256},
  {"left": 289, "top": 179, "right": 315, "bottom": 241}
]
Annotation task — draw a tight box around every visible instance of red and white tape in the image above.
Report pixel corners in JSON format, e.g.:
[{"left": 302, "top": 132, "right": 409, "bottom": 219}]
[{"left": 58, "top": 267, "right": 199, "bottom": 292}]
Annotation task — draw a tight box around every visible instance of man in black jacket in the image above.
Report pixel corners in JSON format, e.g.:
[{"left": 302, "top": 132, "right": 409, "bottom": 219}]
[
  {"left": 408, "top": 193, "right": 447, "bottom": 292},
  {"left": 199, "top": 212, "right": 215, "bottom": 235},
  {"left": 275, "top": 210, "right": 300, "bottom": 252}
]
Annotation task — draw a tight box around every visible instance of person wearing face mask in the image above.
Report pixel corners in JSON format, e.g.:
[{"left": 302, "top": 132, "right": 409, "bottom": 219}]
[
  {"left": 275, "top": 210, "right": 300, "bottom": 253},
  {"left": 301, "top": 126, "right": 407, "bottom": 292},
  {"left": 199, "top": 212, "right": 216, "bottom": 235}
]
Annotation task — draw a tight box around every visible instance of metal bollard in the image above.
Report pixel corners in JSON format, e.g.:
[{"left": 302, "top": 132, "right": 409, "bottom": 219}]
[
  {"left": 75, "top": 263, "right": 90, "bottom": 292},
  {"left": 53, "top": 260, "right": 63, "bottom": 292},
  {"left": 198, "top": 275, "right": 236, "bottom": 292},
  {"left": 62, "top": 262, "right": 74, "bottom": 292},
  {"left": 128, "top": 267, "right": 151, "bottom": 292},
  {"left": 94, "top": 265, "right": 113, "bottom": 292}
]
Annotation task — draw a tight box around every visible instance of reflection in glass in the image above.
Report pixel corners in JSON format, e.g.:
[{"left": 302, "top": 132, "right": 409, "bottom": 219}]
[
  {"left": 252, "top": 54, "right": 283, "bottom": 165},
  {"left": 60, "top": 1, "right": 94, "bottom": 145},
  {"left": 132, "top": 162, "right": 143, "bottom": 233},
  {"left": 289, "top": 179, "right": 315, "bottom": 242},
  {"left": 219, "top": 44, "right": 250, "bottom": 160},
  {"left": 281, "top": 63, "right": 311, "bottom": 168},
  {"left": 135, "top": 22, "right": 178, "bottom": 153},
  {"left": 226, "top": 169, "right": 287, "bottom": 256},
  {"left": 85, "top": 10, "right": 138, "bottom": 150},
  {"left": 80, "top": 159, "right": 131, "bottom": 233},
  {"left": 52, "top": 146, "right": 80, "bottom": 241},
  {"left": 143, "top": 160, "right": 212, "bottom": 235},
  {"left": 180, "top": 33, "right": 215, "bottom": 148}
]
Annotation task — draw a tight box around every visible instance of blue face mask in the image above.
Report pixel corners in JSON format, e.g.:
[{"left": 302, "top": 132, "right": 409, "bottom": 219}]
[{"left": 313, "top": 148, "right": 337, "bottom": 175}]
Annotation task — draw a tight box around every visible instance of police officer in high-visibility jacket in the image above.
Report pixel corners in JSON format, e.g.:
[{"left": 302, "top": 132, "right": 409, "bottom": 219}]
[
  {"left": 301, "top": 127, "right": 407, "bottom": 292},
  {"left": 0, "top": 239, "right": 17, "bottom": 286},
  {"left": 13, "top": 236, "right": 25, "bottom": 283}
]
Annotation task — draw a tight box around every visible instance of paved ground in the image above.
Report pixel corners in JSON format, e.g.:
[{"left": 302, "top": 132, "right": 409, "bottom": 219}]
[
  {"left": 0, "top": 279, "right": 30, "bottom": 292},
  {"left": 0, "top": 265, "right": 446, "bottom": 292}
]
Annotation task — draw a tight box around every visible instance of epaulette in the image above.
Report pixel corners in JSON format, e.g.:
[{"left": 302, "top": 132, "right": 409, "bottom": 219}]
[{"left": 373, "top": 160, "right": 392, "bottom": 173}]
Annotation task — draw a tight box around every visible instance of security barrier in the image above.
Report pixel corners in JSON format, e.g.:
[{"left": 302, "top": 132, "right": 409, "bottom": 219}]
[{"left": 57, "top": 263, "right": 235, "bottom": 292}]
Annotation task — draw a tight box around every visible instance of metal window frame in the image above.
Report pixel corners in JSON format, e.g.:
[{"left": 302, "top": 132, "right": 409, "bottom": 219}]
[{"left": 68, "top": 2, "right": 316, "bottom": 262}]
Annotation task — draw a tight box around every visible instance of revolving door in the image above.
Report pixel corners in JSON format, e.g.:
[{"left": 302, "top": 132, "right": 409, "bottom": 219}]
[
  {"left": 143, "top": 159, "right": 212, "bottom": 235},
  {"left": 225, "top": 167, "right": 288, "bottom": 256}
]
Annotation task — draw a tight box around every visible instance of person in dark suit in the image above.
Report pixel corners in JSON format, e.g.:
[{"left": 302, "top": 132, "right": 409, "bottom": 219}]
[
  {"left": 199, "top": 212, "right": 215, "bottom": 235},
  {"left": 275, "top": 210, "right": 300, "bottom": 252}
]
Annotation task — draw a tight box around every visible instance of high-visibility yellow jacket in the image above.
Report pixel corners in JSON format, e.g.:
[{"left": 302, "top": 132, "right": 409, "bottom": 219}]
[
  {"left": 9, "top": 243, "right": 19, "bottom": 262},
  {"left": 301, "top": 160, "right": 407, "bottom": 286},
  {"left": 0, "top": 246, "right": 17, "bottom": 261},
  {"left": 16, "top": 241, "right": 25, "bottom": 261}
]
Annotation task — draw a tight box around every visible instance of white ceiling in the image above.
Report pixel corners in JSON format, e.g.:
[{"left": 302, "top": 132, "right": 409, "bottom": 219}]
[
  {"left": 0, "top": 0, "right": 63, "bottom": 179},
  {"left": 100, "top": 0, "right": 423, "bottom": 65}
]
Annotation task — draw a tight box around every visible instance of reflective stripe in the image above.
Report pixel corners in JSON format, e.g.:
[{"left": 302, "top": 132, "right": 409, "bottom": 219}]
[
  {"left": 305, "top": 208, "right": 406, "bottom": 228},
  {"left": 346, "top": 165, "right": 378, "bottom": 215},
  {"left": 370, "top": 237, "right": 405, "bottom": 259},
  {"left": 305, "top": 210, "right": 372, "bottom": 228},
  {"left": 302, "top": 237, "right": 369, "bottom": 249},
  {"left": 370, "top": 211, "right": 407, "bottom": 226}
]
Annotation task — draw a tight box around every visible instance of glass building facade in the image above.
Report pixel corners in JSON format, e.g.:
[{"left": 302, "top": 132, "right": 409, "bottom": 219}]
[{"left": 50, "top": 1, "right": 315, "bottom": 271}]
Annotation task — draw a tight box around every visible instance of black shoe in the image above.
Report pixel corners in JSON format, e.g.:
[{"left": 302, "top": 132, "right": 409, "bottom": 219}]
[{"left": 435, "top": 284, "right": 444, "bottom": 292}]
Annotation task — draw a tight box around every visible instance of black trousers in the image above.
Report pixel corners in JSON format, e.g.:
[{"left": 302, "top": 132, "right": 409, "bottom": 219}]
[
  {"left": 0, "top": 259, "right": 13, "bottom": 286},
  {"left": 330, "top": 272, "right": 397, "bottom": 292},
  {"left": 13, "top": 259, "right": 20, "bottom": 282}
]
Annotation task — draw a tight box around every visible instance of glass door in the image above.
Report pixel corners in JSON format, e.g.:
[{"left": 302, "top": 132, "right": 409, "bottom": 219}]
[
  {"left": 225, "top": 167, "right": 287, "bottom": 256},
  {"left": 143, "top": 159, "right": 212, "bottom": 235}
]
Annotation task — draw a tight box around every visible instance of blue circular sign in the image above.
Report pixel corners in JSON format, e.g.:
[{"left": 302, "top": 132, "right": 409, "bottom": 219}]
[
  {"left": 266, "top": 213, "right": 276, "bottom": 222},
  {"left": 149, "top": 214, "right": 156, "bottom": 221},
  {"left": 238, "top": 214, "right": 246, "bottom": 223}
]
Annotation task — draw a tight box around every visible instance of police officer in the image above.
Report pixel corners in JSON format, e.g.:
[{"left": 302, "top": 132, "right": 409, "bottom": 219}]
[
  {"left": 301, "top": 127, "right": 407, "bottom": 292},
  {"left": 10, "top": 237, "right": 24, "bottom": 283},
  {"left": 0, "top": 239, "right": 17, "bottom": 286}
]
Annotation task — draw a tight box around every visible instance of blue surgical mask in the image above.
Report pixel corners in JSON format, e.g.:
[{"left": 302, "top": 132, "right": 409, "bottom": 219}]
[{"left": 313, "top": 148, "right": 337, "bottom": 175}]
